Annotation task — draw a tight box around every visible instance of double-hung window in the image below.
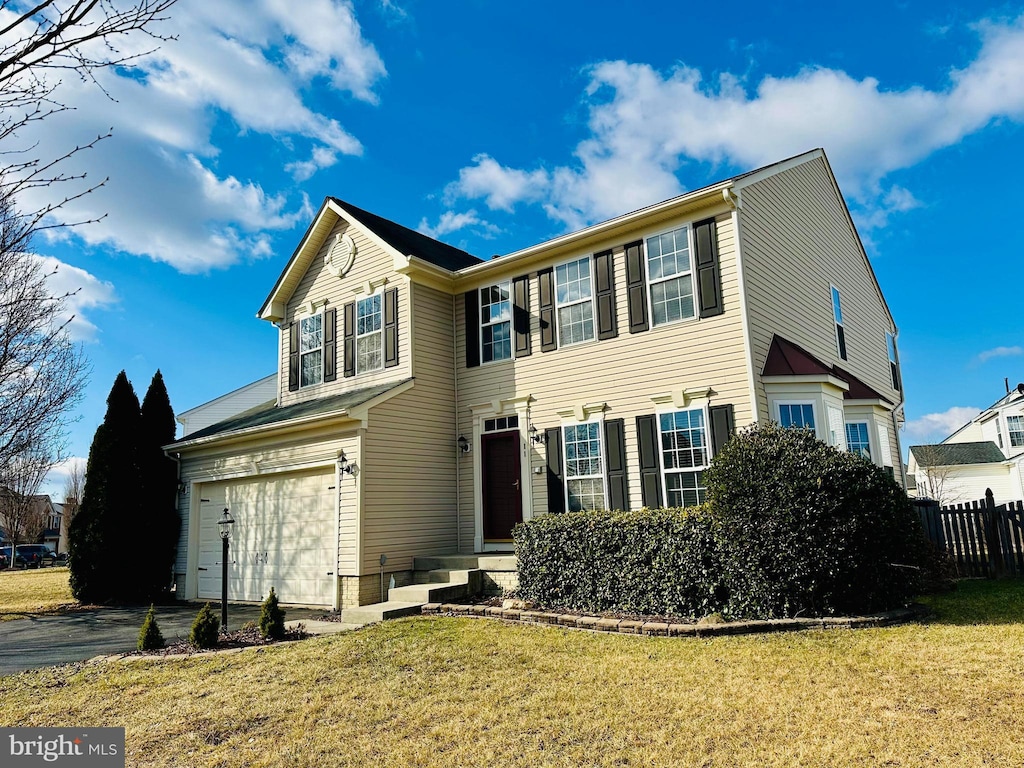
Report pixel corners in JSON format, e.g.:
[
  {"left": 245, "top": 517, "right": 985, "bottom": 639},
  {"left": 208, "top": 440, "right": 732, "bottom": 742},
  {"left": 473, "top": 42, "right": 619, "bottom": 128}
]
[
  {"left": 299, "top": 313, "right": 323, "bottom": 387},
  {"left": 356, "top": 293, "right": 383, "bottom": 374},
  {"left": 832, "top": 286, "right": 847, "bottom": 360},
  {"left": 480, "top": 282, "right": 512, "bottom": 363},
  {"left": 646, "top": 226, "right": 695, "bottom": 326},
  {"left": 1008, "top": 415, "right": 1024, "bottom": 448},
  {"left": 563, "top": 421, "right": 605, "bottom": 511},
  {"left": 778, "top": 402, "right": 815, "bottom": 430},
  {"left": 845, "top": 422, "right": 871, "bottom": 460},
  {"left": 554, "top": 257, "right": 595, "bottom": 346},
  {"left": 659, "top": 409, "right": 709, "bottom": 506}
]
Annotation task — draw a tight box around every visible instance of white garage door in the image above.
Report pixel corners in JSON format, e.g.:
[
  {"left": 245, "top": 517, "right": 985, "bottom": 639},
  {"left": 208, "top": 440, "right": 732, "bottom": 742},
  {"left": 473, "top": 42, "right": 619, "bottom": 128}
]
[{"left": 197, "top": 468, "right": 337, "bottom": 607}]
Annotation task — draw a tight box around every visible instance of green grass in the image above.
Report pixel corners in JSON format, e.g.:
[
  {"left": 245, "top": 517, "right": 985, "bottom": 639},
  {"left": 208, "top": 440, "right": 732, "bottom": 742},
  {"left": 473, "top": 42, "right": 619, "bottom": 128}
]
[
  {"left": 0, "top": 566, "right": 76, "bottom": 619},
  {"left": 2, "top": 579, "right": 1024, "bottom": 766}
]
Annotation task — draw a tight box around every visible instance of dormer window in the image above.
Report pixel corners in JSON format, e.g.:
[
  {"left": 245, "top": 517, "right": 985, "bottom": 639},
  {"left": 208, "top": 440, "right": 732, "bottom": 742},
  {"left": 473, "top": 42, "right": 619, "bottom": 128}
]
[{"left": 299, "top": 313, "right": 323, "bottom": 387}]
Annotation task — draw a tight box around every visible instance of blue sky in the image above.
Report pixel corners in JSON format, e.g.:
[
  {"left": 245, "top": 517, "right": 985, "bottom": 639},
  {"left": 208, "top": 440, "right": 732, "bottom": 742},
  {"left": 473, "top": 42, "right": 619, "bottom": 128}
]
[{"left": 25, "top": 0, "right": 1024, "bottom": 496}]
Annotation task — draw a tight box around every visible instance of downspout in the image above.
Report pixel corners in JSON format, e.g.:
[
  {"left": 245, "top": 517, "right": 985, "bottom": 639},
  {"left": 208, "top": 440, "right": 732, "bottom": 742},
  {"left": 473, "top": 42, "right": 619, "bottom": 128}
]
[
  {"left": 453, "top": 292, "right": 461, "bottom": 553},
  {"left": 891, "top": 327, "right": 907, "bottom": 493}
]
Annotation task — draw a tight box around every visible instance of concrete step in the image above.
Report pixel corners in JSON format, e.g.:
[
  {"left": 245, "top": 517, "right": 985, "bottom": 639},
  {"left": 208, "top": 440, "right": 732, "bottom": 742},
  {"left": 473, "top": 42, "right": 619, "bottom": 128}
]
[
  {"left": 388, "top": 569, "right": 481, "bottom": 604},
  {"left": 341, "top": 601, "right": 423, "bottom": 624},
  {"left": 413, "top": 554, "right": 517, "bottom": 572}
]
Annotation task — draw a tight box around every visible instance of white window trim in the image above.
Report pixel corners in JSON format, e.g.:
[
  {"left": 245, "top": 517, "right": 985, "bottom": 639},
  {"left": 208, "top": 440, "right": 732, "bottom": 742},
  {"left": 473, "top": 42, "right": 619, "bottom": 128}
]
[
  {"left": 355, "top": 290, "right": 384, "bottom": 375},
  {"left": 298, "top": 310, "right": 324, "bottom": 388},
  {"left": 553, "top": 255, "right": 596, "bottom": 347},
  {"left": 646, "top": 223, "right": 697, "bottom": 328},
  {"left": 1008, "top": 415, "right": 1024, "bottom": 448},
  {"left": 657, "top": 405, "right": 711, "bottom": 508},
  {"left": 561, "top": 416, "right": 607, "bottom": 513},
  {"left": 827, "top": 404, "right": 847, "bottom": 450},
  {"left": 480, "top": 280, "right": 513, "bottom": 365}
]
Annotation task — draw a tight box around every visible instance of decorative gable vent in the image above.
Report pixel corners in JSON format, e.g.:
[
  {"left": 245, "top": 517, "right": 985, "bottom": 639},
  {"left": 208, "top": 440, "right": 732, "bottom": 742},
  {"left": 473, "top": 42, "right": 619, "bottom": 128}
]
[{"left": 325, "top": 232, "right": 357, "bottom": 277}]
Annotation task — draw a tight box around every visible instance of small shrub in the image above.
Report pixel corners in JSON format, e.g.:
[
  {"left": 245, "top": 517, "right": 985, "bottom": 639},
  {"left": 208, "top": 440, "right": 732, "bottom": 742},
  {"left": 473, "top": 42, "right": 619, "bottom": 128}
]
[
  {"left": 189, "top": 603, "right": 220, "bottom": 649},
  {"left": 258, "top": 587, "right": 286, "bottom": 640},
  {"left": 136, "top": 605, "right": 164, "bottom": 651},
  {"left": 704, "top": 421, "right": 927, "bottom": 618}
]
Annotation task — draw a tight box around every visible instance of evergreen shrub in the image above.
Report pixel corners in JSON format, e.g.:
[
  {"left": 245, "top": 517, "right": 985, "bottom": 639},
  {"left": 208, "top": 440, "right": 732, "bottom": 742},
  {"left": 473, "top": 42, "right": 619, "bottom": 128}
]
[
  {"left": 137, "top": 605, "right": 164, "bottom": 651},
  {"left": 704, "top": 422, "right": 927, "bottom": 618},
  {"left": 514, "top": 507, "right": 724, "bottom": 618},
  {"left": 258, "top": 587, "right": 286, "bottom": 639},
  {"left": 189, "top": 603, "right": 220, "bottom": 649}
]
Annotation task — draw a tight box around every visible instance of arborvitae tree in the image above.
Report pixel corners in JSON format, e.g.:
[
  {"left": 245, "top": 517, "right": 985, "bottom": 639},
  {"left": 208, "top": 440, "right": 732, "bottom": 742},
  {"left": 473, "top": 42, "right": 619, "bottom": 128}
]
[
  {"left": 139, "top": 371, "right": 180, "bottom": 600},
  {"left": 69, "top": 371, "right": 142, "bottom": 603},
  {"left": 137, "top": 605, "right": 164, "bottom": 651},
  {"left": 189, "top": 603, "right": 220, "bottom": 649},
  {"left": 259, "top": 587, "right": 286, "bottom": 640}
]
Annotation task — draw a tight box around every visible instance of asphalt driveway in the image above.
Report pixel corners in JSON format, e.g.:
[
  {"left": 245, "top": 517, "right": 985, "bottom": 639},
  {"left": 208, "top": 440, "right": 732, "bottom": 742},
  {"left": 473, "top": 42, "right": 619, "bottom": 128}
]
[{"left": 0, "top": 603, "right": 324, "bottom": 675}]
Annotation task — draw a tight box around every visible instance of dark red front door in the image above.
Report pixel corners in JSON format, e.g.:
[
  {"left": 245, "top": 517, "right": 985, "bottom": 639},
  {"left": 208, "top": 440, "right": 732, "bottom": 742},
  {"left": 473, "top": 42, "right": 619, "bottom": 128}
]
[{"left": 482, "top": 432, "right": 523, "bottom": 541}]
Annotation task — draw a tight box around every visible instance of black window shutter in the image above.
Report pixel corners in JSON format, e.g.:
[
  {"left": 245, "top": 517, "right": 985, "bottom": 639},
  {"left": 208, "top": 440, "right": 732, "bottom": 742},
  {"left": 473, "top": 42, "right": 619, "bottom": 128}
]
[
  {"left": 464, "top": 291, "right": 480, "bottom": 368},
  {"left": 288, "top": 322, "right": 299, "bottom": 391},
  {"left": 709, "top": 404, "right": 735, "bottom": 458},
  {"left": 693, "top": 217, "right": 723, "bottom": 318},
  {"left": 594, "top": 249, "right": 618, "bottom": 340},
  {"left": 342, "top": 301, "right": 356, "bottom": 378},
  {"left": 323, "top": 308, "right": 337, "bottom": 382},
  {"left": 836, "top": 324, "right": 847, "bottom": 360},
  {"left": 538, "top": 268, "right": 557, "bottom": 352},
  {"left": 625, "top": 240, "right": 649, "bottom": 333},
  {"left": 513, "top": 275, "right": 531, "bottom": 358},
  {"left": 636, "top": 414, "right": 663, "bottom": 508},
  {"left": 384, "top": 288, "right": 399, "bottom": 368},
  {"left": 604, "top": 418, "right": 628, "bottom": 511},
  {"left": 545, "top": 427, "right": 564, "bottom": 513}
]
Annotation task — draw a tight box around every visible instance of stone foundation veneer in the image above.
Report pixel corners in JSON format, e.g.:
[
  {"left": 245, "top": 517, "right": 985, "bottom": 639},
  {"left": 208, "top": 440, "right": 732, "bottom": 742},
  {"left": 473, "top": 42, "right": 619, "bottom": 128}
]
[{"left": 338, "top": 571, "right": 413, "bottom": 608}]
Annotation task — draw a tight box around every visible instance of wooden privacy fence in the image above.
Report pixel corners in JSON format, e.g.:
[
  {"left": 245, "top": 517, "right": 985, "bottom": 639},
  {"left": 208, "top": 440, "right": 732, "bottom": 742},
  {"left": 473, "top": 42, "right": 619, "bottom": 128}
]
[{"left": 914, "top": 490, "right": 1024, "bottom": 578}]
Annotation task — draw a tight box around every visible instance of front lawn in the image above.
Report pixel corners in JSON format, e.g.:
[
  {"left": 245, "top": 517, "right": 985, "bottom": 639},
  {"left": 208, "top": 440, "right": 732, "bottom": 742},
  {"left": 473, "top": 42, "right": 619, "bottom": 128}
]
[
  {"left": 1, "top": 580, "right": 1023, "bottom": 766},
  {"left": 0, "top": 566, "right": 76, "bottom": 620}
]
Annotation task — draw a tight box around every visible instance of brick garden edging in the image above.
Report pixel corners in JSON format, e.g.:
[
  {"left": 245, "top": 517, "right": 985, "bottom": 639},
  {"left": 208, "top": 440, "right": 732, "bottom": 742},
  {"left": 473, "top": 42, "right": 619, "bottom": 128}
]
[{"left": 420, "top": 602, "right": 931, "bottom": 637}]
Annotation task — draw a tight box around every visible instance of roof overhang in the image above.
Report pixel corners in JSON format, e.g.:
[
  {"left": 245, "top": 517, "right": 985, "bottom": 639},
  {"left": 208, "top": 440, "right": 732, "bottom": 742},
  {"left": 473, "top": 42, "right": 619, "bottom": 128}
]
[
  {"left": 762, "top": 373, "right": 850, "bottom": 393},
  {"left": 452, "top": 183, "right": 737, "bottom": 289}
]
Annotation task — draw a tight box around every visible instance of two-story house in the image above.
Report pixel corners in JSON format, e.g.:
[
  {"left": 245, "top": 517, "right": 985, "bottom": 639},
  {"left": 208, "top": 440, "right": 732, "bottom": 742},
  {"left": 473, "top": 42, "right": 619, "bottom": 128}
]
[
  {"left": 908, "top": 383, "right": 1024, "bottom": 505},
  {"left": 167, "top": 148, "right": 905, "bottom": 610}
]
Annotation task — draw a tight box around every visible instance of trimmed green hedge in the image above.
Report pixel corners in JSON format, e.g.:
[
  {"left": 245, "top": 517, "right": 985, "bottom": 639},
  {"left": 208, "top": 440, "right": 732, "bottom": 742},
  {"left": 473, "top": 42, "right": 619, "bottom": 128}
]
[
  {"left": 515, "top": 422, "right": 927, "bottom": 619},
  {"left": 514, "top": 507, "right": 724, "bottom": 617}
]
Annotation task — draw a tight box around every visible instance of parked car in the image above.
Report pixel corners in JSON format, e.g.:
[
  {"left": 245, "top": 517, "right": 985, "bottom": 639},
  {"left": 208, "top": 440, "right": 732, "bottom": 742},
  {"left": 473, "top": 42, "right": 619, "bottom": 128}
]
[
  {"left": 0, "top": 550, "right": 8, "bottom": 569},
  {"left": 14, "top": 545, "right": 57, "bottom": 568}
]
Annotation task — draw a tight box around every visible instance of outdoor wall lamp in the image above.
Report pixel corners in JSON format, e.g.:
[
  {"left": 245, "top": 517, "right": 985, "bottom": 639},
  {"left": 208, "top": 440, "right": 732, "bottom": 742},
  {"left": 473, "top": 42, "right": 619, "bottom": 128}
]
[
  {"left": 338, "top": 451, "right": 355, "bottom": 475},
  {"left": 457, "top": 435, "right": 470, "bottom": 453},
  {"left": 177, "top": 481, "right": 188, "bottom": 494},
  {"left": 529, "top": 425, "right": 546, "bottom": 445}
]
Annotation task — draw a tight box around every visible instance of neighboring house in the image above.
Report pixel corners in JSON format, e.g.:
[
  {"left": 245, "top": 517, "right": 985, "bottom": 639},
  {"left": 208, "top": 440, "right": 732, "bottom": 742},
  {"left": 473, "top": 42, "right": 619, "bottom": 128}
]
[
  {"left": 175, "top": 374, "right": 277, "bottom": 437},
  {"left": 166, "top": 148, "right": 905, "bottom": 609},
  {"left": 0, "top": 491, "right": 59, "bottom": 551},
  {"left": 908, "top": 384, "right": 1024, "bottom": 505}
]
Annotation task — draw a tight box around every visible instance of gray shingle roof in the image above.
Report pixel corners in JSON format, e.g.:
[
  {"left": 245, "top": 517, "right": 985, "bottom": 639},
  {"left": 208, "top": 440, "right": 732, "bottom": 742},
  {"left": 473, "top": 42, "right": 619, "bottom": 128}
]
[
  {"left": 910, "top": 442, "right": 1006, "bottom": 467},
  {"left": 173, "top": 379, "right": 412, "bottom": 444}
]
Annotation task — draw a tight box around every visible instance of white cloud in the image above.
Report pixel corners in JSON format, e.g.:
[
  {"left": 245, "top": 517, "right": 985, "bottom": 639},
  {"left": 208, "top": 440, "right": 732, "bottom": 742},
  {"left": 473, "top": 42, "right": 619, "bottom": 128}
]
[
  {"left": 417, "top": 209, "right": 500, "bottom": 240},
  {"left": 36, "top": 256, "right": 117, "bottom": 341},
  {"left": 10, "top": 0, "right": 386, "bottom": 273},
  {"left": 976, "top": 345, "right": 1024, "bottom": 363},
  {"left": 38, "top": 456, "right": 87, "bottom": 501},
  {"left": 904, "top": 406, "right": 981, "bottom": 443},
  {"left": 445, "top": 13, "right": 1024, "bottom": 232}
]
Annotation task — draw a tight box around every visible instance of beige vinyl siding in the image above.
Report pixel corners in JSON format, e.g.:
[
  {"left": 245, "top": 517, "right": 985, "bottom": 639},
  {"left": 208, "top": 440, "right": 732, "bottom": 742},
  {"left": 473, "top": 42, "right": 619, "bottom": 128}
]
[
  {"left": 455, "top": 209, "right": 751, "bottom": 548},
  {"left": 359, "top": 283, "right": 458, "bottom": 572},
  {"left": 279, "top": 218, "right": 412, "bottom": 407},
  {"left": 173, "top": 424, "right": 360, "bottom": 600},
  {"left": 177, "top": 375, "right": 277, "bottom": 437},
  {"left": 945, "top": 420, "right": 986, "bottom": 444},
  {"left": 738, "top": 157, "right": 903, "bottom": 476}
]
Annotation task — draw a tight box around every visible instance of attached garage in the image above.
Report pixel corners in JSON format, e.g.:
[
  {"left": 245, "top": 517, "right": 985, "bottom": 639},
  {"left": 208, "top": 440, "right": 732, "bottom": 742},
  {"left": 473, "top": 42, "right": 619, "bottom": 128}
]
[{"left": 195, "top": 468, "right": 338, "bottom": 607}]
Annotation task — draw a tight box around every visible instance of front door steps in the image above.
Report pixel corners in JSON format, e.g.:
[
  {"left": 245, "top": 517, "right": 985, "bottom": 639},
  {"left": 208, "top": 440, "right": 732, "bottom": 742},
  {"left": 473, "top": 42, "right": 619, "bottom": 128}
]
[{"left": 341, "top": 554, "right": 515, "bottom": 625}]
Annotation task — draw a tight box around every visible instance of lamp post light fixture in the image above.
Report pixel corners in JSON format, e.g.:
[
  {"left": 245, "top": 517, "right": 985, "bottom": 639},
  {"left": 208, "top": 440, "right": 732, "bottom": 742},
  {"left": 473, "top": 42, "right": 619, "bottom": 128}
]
[{"left": 218, "top": 508, "right": 234, "bottom": 629}]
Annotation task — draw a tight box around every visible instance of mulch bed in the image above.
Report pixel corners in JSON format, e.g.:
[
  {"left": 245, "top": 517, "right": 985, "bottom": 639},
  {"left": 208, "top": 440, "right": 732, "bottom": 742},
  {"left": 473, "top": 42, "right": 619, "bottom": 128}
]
[{"left": 130, "top": 625, "right": 310, "bottom": 657}]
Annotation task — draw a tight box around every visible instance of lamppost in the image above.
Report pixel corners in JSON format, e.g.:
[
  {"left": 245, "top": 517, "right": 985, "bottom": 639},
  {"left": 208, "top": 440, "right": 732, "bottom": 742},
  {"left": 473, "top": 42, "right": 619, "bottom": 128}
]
[{"left": 218, "top": 508, "right": 234, "bottom": 629}]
